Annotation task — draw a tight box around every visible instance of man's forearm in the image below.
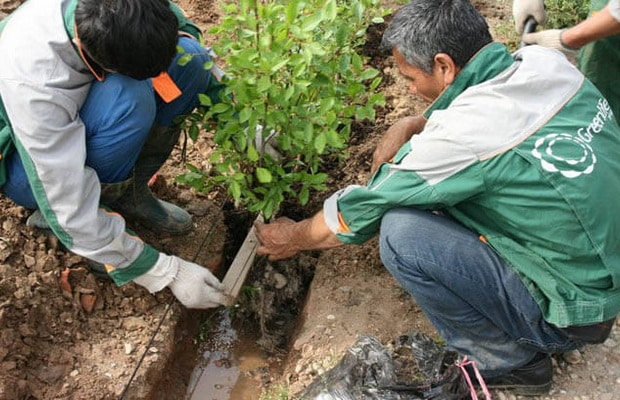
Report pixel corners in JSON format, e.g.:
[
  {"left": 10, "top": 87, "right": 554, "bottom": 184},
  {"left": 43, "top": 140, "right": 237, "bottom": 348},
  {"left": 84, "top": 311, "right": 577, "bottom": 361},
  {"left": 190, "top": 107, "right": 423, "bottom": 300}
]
[
  {"left": 562, "top": 5, "right": 620, "bottom": 49},
  {"left": 255, "top": 210, "right": 342, "bottom": 260},
  {"left": 293, "top": 211, "right": 342, "bottom": 252}
]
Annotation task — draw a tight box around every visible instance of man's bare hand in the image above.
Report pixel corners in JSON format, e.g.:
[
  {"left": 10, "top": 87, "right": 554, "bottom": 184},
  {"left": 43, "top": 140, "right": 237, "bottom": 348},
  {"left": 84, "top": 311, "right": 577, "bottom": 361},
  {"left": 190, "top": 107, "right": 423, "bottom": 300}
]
[
  {"left": 255, "top": 217, "right": 302, "bottom": 261},
  {"left": 371, "top": 116, "right": 426, "bottom": 174},
  {"left": 255, "top": 211, "right": 342, "bottom": 261}
]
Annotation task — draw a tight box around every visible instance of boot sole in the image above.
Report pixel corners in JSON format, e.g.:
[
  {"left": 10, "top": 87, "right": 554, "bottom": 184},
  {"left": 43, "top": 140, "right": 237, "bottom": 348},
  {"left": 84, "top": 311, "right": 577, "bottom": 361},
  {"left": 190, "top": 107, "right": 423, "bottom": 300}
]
[{"left": 487, "top": 381, "right": 552, "bottom": 396}]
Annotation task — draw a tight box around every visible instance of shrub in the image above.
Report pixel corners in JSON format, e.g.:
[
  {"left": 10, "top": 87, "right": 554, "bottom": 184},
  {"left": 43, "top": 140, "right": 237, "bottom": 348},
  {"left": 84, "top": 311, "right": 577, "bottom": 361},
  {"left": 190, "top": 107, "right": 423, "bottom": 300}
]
[{"left": 178, "top": 0, "right": 388, "bottom": 219}]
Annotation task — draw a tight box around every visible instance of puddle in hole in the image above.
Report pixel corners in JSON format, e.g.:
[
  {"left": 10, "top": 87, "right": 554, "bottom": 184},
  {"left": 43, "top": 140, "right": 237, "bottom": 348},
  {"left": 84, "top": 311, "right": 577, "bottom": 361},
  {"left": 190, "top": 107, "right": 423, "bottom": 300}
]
[
  {"left": 183, "top": 204, "right": 313, "bottom": 399},
  {"left": 185, "top": 308, "right": 268, "bottom": 400}
]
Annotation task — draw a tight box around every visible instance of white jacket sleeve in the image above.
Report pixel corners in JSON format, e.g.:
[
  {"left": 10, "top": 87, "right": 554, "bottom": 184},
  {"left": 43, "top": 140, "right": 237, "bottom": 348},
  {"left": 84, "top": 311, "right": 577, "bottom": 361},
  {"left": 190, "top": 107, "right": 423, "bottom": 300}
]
[
  {"left": 1, "top": 79, "right": 147, "bottom": 271},
  {"left": 609, "top": 0, "right": 620, "bottom": 22}
]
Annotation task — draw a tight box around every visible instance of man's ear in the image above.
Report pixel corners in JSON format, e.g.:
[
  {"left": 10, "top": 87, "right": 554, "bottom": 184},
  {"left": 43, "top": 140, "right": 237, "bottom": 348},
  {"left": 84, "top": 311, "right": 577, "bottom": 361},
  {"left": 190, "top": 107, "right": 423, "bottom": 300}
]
[{"left": 433, "top": 53, "right": 461, "bottom": 87}]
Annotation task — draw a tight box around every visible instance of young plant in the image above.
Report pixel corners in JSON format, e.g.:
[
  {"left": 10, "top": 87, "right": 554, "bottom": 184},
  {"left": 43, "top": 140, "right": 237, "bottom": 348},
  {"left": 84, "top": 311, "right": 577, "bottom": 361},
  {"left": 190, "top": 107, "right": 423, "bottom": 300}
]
[{"left": 178, "top": 0, "right": 387, "bottom": 219}]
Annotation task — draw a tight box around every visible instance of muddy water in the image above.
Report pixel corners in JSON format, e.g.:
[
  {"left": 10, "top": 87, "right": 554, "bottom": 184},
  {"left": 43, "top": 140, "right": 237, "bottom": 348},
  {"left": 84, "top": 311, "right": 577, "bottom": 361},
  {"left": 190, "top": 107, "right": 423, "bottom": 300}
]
[{"left": 185, "top": 309, "right": 268, "bottom": 400}]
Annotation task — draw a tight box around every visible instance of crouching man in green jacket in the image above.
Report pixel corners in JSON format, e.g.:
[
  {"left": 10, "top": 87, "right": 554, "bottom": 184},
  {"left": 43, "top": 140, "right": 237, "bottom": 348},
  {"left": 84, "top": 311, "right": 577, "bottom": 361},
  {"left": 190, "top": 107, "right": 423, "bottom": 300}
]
[{"left": 255, "top": 0, "right": 620, "bottom": 395}]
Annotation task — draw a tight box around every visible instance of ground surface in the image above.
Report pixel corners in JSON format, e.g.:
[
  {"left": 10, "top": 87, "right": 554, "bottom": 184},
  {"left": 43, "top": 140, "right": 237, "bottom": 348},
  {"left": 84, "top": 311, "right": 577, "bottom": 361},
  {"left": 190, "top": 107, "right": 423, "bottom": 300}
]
[{"left": 1, "top": 1, "right": 619, "bottom": 400}]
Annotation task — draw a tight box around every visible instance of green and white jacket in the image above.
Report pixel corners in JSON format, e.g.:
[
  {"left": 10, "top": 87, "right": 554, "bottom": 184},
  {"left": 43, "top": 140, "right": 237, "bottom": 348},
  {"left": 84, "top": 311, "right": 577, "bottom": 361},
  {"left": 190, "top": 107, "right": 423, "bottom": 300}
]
[
  {"left": 0, "top": 0, "right": 201, "bottom": 285},
  {"left": 324, "top": 43, "right": 620, "bottom": 327}
]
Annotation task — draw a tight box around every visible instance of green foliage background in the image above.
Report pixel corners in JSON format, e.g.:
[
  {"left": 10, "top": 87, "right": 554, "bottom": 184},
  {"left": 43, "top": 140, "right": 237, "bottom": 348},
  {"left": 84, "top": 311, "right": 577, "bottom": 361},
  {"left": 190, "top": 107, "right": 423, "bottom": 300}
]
[{"left": 545, "top": 0, "right": 590, "bottom": 28}]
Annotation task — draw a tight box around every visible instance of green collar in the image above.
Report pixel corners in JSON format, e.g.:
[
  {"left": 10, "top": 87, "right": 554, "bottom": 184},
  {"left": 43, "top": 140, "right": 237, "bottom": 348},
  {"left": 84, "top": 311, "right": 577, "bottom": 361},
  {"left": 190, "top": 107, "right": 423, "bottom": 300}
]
[
  {"left": 423, "top": 42, "right": 514, "bottom": 117},
  {"left": 62, "top": 0, "right": 78, "bottom": 40}
]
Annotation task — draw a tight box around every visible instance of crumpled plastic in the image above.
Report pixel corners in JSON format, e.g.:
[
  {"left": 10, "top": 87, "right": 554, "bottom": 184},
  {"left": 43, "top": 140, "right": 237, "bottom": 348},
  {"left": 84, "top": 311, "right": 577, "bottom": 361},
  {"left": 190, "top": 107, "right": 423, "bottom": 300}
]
[{"left": 299, "top": 332, "right": 470, "bottom": 400}]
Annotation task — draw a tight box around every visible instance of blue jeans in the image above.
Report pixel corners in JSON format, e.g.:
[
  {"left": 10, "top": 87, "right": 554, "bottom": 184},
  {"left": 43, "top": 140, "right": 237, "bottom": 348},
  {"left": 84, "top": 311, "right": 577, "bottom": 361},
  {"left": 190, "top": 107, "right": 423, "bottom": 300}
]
[
  {"left": 379, "top": 207, "right": 582, "bottom": 377},
  {"left": 3, "top": 36, "right": 218, "bottom": 209}
]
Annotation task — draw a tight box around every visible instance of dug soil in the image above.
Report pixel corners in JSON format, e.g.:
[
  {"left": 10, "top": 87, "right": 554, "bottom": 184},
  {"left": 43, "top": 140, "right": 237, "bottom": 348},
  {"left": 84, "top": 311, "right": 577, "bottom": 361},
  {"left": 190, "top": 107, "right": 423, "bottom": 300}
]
[{"left": 1, "top": 1, "right": 619, "bottom": 400}]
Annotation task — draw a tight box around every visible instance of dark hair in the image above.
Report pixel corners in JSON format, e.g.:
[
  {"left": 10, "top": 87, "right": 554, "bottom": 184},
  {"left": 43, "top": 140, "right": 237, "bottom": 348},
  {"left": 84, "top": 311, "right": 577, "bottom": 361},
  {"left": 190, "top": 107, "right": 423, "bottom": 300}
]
[
  {"left": 381, "top": 0, "right": 493, "bottom": 74},
  {"left": 75, "top": 0, "right": 178, "bottom": 80}
]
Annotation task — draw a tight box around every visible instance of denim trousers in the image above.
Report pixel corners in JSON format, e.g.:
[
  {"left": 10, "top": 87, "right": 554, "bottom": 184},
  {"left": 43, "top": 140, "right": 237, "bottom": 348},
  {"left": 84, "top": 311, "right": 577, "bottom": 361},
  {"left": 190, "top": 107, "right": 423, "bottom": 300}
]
[
  {"left": 379, "top": 207, "right": 582, "bottom": 377},
  {"left": 3, "top": 36, "right": 216, "bottom": 209}
]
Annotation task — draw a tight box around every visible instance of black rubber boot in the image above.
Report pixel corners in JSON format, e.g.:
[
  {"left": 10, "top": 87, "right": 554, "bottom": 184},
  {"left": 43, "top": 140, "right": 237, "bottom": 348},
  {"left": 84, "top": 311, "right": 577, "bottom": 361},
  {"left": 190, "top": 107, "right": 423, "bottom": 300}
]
[
  {"left": 100, "top": 178, "right": 133, "bottom": 205},
  {"left": 111, "top": 125, "right": 192, "bottom": 235},
  {"left": 483, "top": 353, "right": 553, "bottom": 396}
]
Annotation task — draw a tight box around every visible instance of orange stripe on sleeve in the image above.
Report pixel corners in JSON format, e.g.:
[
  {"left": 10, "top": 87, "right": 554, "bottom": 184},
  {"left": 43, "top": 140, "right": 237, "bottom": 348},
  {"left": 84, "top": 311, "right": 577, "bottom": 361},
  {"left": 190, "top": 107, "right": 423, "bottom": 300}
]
[{"left": 337, "top": 212, "right": 351, "bottom": 233}]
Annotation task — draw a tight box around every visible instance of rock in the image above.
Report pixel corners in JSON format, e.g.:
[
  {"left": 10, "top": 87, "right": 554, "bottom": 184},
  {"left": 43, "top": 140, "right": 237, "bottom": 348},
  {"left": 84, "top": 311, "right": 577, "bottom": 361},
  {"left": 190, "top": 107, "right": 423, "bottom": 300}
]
[
  {"left": 36, "top": 365, "right": 69, "bottom": 384},
  {"left": 273, "top": 272, "right": 288, "bottom": 289},
  {"left": 80, "top": 293, "right": 97, "bottom": 314},
  {"left": 562, "top": 349, "right": 583, "bottom": 364},
  {"left": 23, "top": 254, "right": 35, "bottom": 268}
]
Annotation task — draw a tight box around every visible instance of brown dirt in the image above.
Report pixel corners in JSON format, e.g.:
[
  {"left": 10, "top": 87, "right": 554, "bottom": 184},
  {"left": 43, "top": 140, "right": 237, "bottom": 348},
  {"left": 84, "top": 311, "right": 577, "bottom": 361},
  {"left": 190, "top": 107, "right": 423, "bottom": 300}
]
[{"left": 1, "top": 1, "right": 619, "bottom": 400}]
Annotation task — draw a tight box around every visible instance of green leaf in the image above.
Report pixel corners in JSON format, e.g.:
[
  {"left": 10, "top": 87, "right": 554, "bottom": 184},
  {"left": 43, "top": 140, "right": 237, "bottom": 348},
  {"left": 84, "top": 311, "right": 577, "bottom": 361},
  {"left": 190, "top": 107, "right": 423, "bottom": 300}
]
[
  {"left": 230, "top": 181, "right": 242, "bottom": 201},
  {"left": 305, "top": 42, "right": 326, "bottom": 57},
  {"left": 256, "top": 167, "right": 273, "bottom": 183},
  {"left": 270, "top": 59, "right": 289, "bottom": 72},
  {"left": 177, "top": 53, "right": 193, "bottom": 67},
  {"left": 301, "top": 10, "right": 324, "bottom": 32},
  {"left": 326, "top": 129, "right": 343, "bottom": 147},
  {"left": 299, "top": 187, "right": 309, "bottom": 205},
  {"left": 351, "top": 53, "right": 363, "bottom": 72},
  {"left": 256, "top": 76, "right": 272, "bottom": 93},
  {"left": 197, "top": 93, "right": 212, "bottom": 107},
  {"left": 211, "top": 103, "right": 231, "bottom": 114},
  {"left": 369, "top": 77, "right": 382, "bottom": 91},
  {"left": 314, "top": 132, "right": 327, "bottom": 153},
  {"left": 203, "top": 60, "right": 214, "bottom": 70},
  {"left": 188, "top": 124, "right": 200, "bottom": 142},
  {"left": 263, "top": 200, "right": 275, "bottom": 220},
  {"left": 247, "top": 145, "right": 259, "bottom": 162},
  {"left": 353, "top": 1, "right": 364, "bottom": 20},
  {"left": 324, "top": 0, "right": 337, "bottom": 21},
  {"left": 369, "top": 92, "right": 386, "bottom": 106},
  {"left": 359, "top": 68, "right": 379, "bottom": 81},
  {"left": 239, "top": 106, "right": 252, "bottom": 123},
  {"left": 335, "top": 25, "right": 349, "bottom": 48},
  {"left": 286, "top": 0, "right": 300, "bottom": 24},
  {"left": 303, "top": 123, "right": 314, "bottom": 144}
]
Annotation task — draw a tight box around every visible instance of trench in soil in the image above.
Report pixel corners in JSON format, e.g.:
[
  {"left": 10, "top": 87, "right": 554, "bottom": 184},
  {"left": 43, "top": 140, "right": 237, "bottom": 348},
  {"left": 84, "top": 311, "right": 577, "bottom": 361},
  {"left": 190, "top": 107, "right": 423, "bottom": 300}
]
[
  {"left": 147, "top": 22, "right": 388, "bottom": 399},
  {"left": 151, "top": 200, "right": 318, "bottom": 400}
]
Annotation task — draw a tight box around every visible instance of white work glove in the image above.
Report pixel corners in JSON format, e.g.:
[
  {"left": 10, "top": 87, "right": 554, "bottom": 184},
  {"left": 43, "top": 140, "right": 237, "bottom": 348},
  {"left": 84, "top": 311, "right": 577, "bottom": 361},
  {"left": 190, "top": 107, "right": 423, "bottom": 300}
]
[
  {"left": 513, "top": 0, "right": 547, "bottom": 34},
  {"left": 133, "top": 253, "right": 230, "bottom": 309},
  {"left": 523, "top": 29, "right": 579, "bottom": 52}
]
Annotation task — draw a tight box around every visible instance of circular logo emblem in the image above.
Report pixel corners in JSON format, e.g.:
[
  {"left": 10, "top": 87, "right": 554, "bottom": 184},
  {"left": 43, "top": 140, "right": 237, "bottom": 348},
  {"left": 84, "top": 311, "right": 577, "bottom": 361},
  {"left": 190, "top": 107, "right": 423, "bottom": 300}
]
[{"left": 531, "top": 133, "right": 596, "bottom": 178}]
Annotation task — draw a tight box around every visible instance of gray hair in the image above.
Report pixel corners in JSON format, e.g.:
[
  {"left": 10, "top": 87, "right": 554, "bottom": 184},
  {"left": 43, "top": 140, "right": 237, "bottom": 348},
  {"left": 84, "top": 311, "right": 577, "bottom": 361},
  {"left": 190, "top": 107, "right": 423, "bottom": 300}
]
[{"left": 381, "top": 0, "right": 493, "bottom": 74}]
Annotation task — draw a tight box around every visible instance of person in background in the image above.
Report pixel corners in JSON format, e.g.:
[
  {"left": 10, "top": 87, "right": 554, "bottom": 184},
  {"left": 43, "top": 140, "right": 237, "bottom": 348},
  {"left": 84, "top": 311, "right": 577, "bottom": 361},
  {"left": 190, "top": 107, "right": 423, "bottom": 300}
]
[
  {"left": 514, "top": 0, "right": 620, "bottom": 118},
  {"left": 0, "top": 0, "right": 229, "bottom": 309},
  {"left": 255, "top": 0, "right": 620, "bottom": 395}
]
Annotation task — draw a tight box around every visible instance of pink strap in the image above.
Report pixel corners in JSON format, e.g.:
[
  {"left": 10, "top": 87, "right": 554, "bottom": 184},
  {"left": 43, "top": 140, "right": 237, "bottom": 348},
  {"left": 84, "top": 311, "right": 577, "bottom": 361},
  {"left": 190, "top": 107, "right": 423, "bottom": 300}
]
[{"left": 456, "top": 356, "right": 492, "bottom": 400}]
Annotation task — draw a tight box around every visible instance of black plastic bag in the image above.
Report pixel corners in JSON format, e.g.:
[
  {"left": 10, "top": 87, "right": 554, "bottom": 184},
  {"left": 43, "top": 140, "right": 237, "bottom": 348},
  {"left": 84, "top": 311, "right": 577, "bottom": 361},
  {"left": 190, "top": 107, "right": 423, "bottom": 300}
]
[{"left": 299, "top": 332, "right": 470, "bottom": 400}]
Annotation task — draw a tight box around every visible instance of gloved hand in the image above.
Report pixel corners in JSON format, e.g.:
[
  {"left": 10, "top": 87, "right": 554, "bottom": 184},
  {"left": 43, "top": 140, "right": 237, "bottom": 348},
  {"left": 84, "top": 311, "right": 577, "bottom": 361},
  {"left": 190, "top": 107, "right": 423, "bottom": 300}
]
[
  {"left": 523, "top": 29, "right": 579, "bottom": 52},
  {"left": 513, "top": 0, "right": 546, "bottom": 34},
  {"left": 133, "top": 253, "right": 231, "bottom": 309}
]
